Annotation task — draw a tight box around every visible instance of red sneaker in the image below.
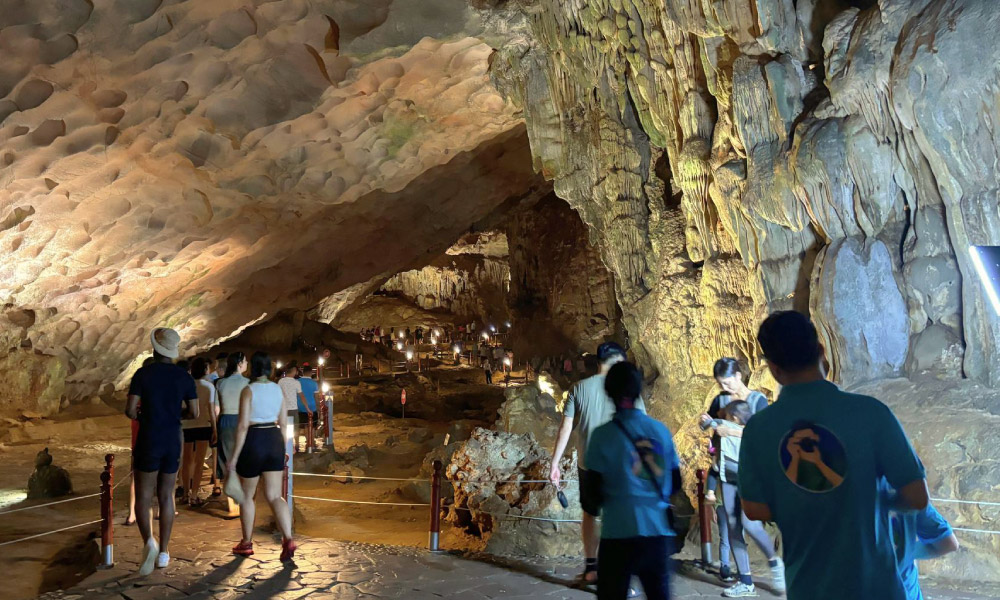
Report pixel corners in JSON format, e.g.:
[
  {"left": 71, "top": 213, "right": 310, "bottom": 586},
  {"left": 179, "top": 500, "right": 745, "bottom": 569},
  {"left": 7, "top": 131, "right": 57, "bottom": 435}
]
[
  {"left": 232, "top": 541, "right": 254, "bottom": 557},
  {"left": 279, "top": 538, "right": 297, "bottom": 563}
]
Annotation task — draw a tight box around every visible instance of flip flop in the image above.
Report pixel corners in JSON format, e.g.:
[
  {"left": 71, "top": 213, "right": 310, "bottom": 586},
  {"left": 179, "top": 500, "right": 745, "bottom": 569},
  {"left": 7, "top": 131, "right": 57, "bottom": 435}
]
[{"left": 123, "top": 517, "right": 135, "bottom": 527}]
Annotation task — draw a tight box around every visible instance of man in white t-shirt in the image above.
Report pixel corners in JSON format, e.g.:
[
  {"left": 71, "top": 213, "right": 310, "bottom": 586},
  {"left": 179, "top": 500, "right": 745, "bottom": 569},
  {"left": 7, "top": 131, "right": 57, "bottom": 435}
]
[{"left": 278, "top": 365, "right": 306, "bottom": 452}]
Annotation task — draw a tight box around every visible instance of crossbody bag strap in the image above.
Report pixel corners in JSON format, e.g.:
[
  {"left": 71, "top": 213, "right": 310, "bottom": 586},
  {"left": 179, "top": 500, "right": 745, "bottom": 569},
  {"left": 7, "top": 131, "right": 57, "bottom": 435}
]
[{"left": 611, "top": 418, "right": 668, "bottom": 503}]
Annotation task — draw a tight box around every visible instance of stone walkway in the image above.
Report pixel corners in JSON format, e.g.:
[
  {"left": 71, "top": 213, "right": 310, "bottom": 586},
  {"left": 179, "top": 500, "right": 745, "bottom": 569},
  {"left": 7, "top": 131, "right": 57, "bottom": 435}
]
[{"left": 35, "top": 508, "right": 996, "bottom": 600}]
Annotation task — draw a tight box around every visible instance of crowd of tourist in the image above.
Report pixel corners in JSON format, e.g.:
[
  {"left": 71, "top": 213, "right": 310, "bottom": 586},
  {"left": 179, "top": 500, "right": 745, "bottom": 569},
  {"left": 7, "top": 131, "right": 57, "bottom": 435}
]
[
  {"left": 552, "top": 311, "right": 959, "bottom": 600},
  {"left": 123, "top": 311, "right": 959, "bottom": 600},
  {"left": 124, "top": 330, "right": 300, "bottom": 575}
]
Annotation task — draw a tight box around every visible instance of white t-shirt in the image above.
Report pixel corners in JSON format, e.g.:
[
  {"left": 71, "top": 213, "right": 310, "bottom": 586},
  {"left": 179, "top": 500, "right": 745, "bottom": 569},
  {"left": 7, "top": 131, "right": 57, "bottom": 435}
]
[
  {"left": 184, "top": 378, "right": 217, "bottom": 429},
  {"left": 277, "top": 377, "right": 302, "bottom": 412}
]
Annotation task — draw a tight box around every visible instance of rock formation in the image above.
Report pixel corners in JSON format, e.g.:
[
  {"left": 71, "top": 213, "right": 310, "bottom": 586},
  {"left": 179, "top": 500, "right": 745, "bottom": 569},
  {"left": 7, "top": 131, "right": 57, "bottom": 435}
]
[
  {"left": 446, "top": 427, "right": 580, "bottom": 557},
  {"left": 467, "top": 0, "right": 1000, "bottom": 576},
  {"left": 0, "top": 0, "right": 548, "bottom": 404},
  {"left": 27, "top": 447, "right": 73, "bottom": 499}
]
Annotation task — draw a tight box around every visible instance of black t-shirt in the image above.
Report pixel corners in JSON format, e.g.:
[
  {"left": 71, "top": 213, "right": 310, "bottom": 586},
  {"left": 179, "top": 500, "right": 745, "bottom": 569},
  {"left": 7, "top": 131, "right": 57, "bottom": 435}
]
[{"left": 129, "top": 362, "right": 197, "bottom": 446}]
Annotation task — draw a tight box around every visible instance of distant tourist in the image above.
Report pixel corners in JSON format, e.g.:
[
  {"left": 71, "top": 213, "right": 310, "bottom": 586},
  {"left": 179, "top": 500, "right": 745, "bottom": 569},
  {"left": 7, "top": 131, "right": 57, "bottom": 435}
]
[
  {"left": 739, "top": 311, "right": 929, "bottom": 600},
  {"left": 277, "top": 364, "right": 306, "bottom": 453},
  {"left": 582, "top": 361, "right": 679, "bottom": 600},
  {"left": 214, "top": 353, "right": 228, "bottom": 380},
  {"left": 227, "top": 351, "right": 296, "bottom": 561},
  {"left": 125, "top": 328, "right": 199, "bottom": 575},
  {"left": 179, "top": 358, "right": 218, "bottom": 506},
  {"left": 298, "top": 364, "right": 320, "bottom": 446},
  {"left": 550, "top": 342, "right": 645, "bottom": 590},
  {"left": 483, "top": 358, "right": 493, "bottom": 385},
  {"left": 216, "top": 352, "right": 249, "bottom": 517}
]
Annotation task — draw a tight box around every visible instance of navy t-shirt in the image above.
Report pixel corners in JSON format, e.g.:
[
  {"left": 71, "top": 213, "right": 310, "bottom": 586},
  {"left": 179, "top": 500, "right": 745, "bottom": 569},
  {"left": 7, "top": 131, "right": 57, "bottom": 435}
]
[{"left": 129, "top": 362, "right": 197, "bottom": 449}]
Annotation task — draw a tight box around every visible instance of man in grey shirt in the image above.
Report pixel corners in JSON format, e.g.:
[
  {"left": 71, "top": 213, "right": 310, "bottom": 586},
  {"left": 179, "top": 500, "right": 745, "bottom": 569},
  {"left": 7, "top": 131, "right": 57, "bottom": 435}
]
[{"left": 549, "top": 342, "right": 646, "bottom": 586}]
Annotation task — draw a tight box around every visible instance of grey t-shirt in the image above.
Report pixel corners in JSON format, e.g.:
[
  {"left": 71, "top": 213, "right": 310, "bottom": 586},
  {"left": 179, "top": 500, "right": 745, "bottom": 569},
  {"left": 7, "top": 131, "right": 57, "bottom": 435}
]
[{"left": 563, "top": 373, "right": 646, "bottom": 470}]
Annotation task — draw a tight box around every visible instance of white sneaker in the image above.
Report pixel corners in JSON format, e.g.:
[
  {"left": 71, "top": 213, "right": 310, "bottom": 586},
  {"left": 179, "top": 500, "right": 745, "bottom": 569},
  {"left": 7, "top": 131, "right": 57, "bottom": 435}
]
[
  {"left": 155, "top": 552, "right": 170, "bottom": 569},
  {"left": 770, "top": 557, "right": 786, "bottom": 594},
  {"left": 138, "top": 539, "right": 159, "bottom": 576},
  {"left": 722, "top": 582, "right": 758, "bottom": 597}
]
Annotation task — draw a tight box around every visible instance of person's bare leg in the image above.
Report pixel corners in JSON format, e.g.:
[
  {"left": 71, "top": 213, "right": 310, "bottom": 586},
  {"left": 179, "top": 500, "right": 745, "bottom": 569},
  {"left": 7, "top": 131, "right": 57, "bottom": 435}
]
[
  {"left": 190, "top": 441, "right": 209, "bottom": 501},
  {"left": 127, "top": 457, "right": 137, "bottom": 523},
  {"left": 135, "top": 470, "right": 158, "bottom": 544},
  {"left": 156, "top": 471, "right": 178, "bottom": 553},
  {"left": 262, "top": 470, "right": 293, "bottom": 540},
  {"left": 238, "top": 476, "right": 260, "bottom": 543},
  {"left": 180, "top": 442, "right": 194, "bottom": 498},
  {"left": 582, "top": 511, "right": 599, "bottom": 582}
]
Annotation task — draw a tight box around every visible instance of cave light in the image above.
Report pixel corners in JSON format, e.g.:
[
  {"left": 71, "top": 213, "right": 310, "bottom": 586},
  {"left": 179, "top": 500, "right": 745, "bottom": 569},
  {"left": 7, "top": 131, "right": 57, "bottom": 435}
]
[
  {"left": 321, "top": 382, "right": 330, "bottom": 393},
  {"left": 276, "top": 361, "right": 283, "bottom": 369},
  {"left": 318, "top": 357, "right": 325, "bottom": 366},
  {"left": 970, "top": 246, "right": 1000, "bottom": 316},
  {"left": 406, "top": 351, "right": 414, "bottom": 361},
  {"left": 503, "top": 357, "right": 511, "bottom": 367},
  {"left": 399, "top": 331, "right": 405, "bottom": 339},
  {"left": 397, "top": 342, "right": 404, "bottom": 351},
  {"left": 452, "top": 345, "right": 461, "bottom": 354},
  {"left": 505, "top": 321, "right": 512, "bottom": 329},
  {"left": 489, "top": 325, "right": 496, "bottom": 332},
  {"left": 482, "top": 332, "right": 490, "bottom": 340}
]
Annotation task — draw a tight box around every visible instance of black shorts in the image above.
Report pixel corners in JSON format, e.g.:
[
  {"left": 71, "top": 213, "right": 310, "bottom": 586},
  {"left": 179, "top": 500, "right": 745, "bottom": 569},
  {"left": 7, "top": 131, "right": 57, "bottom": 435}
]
[
  {"left": 236, "top": 425, "right": 285, "bottom": 478},
  {"left": 298, "top": 411, "right": 313, "bottom": 425},
  {"left": 183, "top": 427, "right": 212, "bottom": 443},
  {"left": 134, "top": 437, "right": 181, "bottom": 474}
]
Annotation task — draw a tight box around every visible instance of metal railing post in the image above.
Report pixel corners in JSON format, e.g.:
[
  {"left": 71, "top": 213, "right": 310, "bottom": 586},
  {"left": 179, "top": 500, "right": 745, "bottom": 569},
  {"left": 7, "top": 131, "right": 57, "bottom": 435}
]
[
  {"left": 429, "top": 460, "right": 442, "bottom": 551},
  {"left": 697, "top": 468, "right": 712, "bottom": 567},
  {"left": 99, "top": 454, "right": 114, "bottom": 568}
]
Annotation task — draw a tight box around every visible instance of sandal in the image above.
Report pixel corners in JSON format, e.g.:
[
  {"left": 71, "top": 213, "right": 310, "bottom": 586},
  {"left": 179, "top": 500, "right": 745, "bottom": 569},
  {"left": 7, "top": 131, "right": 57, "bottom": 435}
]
[
  {"left": 232, "top": 541, "right": 254, "bottom": 557},
  {"left": 189, "top": 497, "right": 205, "bottom": 508},
  {"left": 279, "top": 538, "right": 297, "bottom": 563},
  {"left": 211, "top": 486, "right": 222, "bottom": 498},
  {"left": 577, "top": 560, "right": 598, "bottom": 587},
  {"left": 123, "top": 517, "right": 135, "bottom": 527}
]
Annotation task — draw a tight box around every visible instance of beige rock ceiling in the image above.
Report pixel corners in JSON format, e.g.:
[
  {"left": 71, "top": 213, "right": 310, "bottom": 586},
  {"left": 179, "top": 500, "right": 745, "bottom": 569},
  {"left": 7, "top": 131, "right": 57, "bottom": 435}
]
[{"left": 1, "top": 0, "right": 550, "bottom": 400}]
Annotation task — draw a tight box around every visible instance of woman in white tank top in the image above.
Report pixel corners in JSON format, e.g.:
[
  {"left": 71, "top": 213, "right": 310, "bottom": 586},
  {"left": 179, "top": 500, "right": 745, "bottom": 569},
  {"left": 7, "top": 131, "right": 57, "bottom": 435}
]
[{"left": 227, "top": 351, "right": 296, "bottom": 562}]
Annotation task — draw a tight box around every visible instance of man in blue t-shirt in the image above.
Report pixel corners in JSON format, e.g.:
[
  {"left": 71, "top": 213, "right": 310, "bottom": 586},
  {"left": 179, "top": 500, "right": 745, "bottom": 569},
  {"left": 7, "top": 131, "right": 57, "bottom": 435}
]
[
  {"left": 584, "top": 361, "right": 680, "bottom": 600},
  {"left": 125, "top": 328, "right": 198, "bottom": 576},
  {"left": 297, "top": 364, "right": 320, "bottom": 445},
  {"left": 738, "top": 311, "right": 929, "bottom": 600},
  {"left": 880, "top": 480, "right": 959, "bottom": 600}
]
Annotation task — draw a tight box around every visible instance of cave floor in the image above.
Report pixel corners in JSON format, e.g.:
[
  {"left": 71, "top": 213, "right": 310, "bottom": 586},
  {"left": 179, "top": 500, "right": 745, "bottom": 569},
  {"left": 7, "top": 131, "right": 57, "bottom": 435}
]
[{"left": 33, "top": 504, "right": 997, "bottom": 600}]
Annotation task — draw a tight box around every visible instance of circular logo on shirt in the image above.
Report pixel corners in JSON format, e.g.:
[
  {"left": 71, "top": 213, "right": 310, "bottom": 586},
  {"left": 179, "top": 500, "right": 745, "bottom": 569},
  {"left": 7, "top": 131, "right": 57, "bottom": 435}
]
[
  {"left": 630, "top": 438, "right": 667, "bottom": 481},
  {"left": 779, "top": 423, "right": 848, "bottom": 493}
]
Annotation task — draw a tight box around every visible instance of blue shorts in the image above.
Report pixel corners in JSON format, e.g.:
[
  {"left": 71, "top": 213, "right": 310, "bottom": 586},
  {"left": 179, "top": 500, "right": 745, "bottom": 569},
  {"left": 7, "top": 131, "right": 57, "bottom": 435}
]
[{"left": 134, "top": 435, "right": 181, "bottom": 474}]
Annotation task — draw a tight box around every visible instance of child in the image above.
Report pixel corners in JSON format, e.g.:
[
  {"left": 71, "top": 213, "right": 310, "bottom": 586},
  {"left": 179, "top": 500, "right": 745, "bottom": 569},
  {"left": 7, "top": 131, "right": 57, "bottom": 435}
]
[
  {"left": 705, "top": 401, "right": 785, "bottom": 597},
  {"left": 881, "top": 481, "right": 959, "bottom": 600}
]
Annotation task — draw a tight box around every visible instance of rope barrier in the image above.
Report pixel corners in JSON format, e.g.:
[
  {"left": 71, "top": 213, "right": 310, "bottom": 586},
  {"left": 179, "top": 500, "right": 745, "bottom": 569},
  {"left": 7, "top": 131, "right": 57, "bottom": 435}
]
[
  {"left": 0, "top": 519, "right": 102, "bottom": 548},
  {"left": 449, "top": 505, "right": 582, "bottom": 523},
  {"left": 0, "top": 493, "right": 101, "bottom": 516},
  {"left": 291, "top": 494, "right": 430, "bottom": 507},
  {"left": 291, "top": 473, "right": 430, "bottom": 482},
  {"left": 953, "top": 527, "right": 1000, "bottom": 535},
  {"left": 931, "top": 497, "right": 1000, "bottom": 508}
]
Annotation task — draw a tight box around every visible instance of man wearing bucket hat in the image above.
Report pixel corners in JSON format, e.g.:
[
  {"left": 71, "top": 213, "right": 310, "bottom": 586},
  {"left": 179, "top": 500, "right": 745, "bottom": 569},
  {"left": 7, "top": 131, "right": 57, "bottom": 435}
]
[{"left": 125, "top": 327, "right": 199, "bottom": 576}]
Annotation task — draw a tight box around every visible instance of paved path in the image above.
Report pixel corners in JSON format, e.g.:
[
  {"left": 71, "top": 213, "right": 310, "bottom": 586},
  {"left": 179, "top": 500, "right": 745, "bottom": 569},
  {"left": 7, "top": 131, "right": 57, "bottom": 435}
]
[{"left": 34, "top": 508, "right": 996, "bottom": 600}]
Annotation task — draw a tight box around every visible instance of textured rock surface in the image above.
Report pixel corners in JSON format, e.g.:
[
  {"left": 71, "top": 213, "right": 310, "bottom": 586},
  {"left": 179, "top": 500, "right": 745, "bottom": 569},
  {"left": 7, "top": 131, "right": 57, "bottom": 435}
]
[
  {"left": 473, "top": 0, "right": 1000, "bottom": 576},
  {"left": 0, "top": 0, "right": 547, "bottom": 404},
  {"left": 446, "top": 427, "right": 580, "bottom": 557},
  {"left": 853, "top": 378, "right": 1000, "bottom": 582},
  {"left": 506, "top": 193, "right": 624, "bottom": 357}
]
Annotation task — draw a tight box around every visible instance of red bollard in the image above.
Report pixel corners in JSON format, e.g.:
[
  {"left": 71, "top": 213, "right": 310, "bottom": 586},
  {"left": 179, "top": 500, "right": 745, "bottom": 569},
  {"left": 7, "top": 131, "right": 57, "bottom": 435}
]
[
  {"left": 282, "top": 454, "right": 290, "bottom": 500},
  {"left": 697, "top": 468, "right": 712, "bottom": 567},
  {"left": 306, "top": 412, "right": 315, "bottom": 454},
  {"left": 429, "top": 460, "right": 443, "bottom": 552},
  {"left": 100, "top": 454, "right": 114, "bottom": 568}
]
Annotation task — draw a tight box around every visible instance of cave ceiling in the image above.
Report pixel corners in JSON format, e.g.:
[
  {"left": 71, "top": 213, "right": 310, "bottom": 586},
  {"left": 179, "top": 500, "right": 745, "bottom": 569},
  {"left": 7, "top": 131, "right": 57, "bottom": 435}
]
[{"left": 0, "top": 0, "right": 549, "bottom": 399}]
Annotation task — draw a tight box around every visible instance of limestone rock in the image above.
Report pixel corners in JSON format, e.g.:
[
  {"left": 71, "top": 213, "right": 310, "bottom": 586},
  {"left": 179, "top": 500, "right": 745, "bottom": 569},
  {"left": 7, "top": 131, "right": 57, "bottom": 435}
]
[
  {"left": 446, "top": 428, "right": 580, "bottom": 557},
  {"left": 27, "top": 448, "right": 72, "bottom": 499},
  {"left": 494, "top": 384, "right": 564, "bottom": 450},
  {"left": 811, "top": 238, "right": 909, "bottom": 387}
]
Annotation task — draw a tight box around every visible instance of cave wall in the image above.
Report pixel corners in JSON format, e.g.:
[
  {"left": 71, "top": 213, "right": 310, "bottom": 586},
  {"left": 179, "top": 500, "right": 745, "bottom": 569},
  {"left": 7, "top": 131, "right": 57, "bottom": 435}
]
[
  {"left": 506, "top": 193, "right": 624, "bottom": 356},
  {"left": 476, "top": 0, "right": 1000, "bottom": 578},
  {"left": 476, "top": 0, "right": 1000, "bottom": 418}
]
